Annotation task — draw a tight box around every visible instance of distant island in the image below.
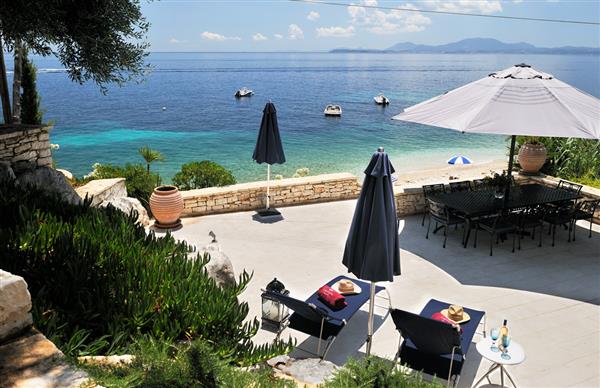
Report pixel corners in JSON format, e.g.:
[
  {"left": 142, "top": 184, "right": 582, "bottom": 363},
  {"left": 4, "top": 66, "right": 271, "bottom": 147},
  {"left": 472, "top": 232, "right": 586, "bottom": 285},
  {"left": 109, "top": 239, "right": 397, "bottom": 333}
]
[{"left": 330, "top": 38, "right": 600, "bottom": 55}]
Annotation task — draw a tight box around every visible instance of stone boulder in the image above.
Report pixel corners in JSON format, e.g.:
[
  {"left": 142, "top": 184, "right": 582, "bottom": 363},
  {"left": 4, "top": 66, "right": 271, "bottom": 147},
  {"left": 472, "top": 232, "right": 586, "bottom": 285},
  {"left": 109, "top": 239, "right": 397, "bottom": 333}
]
[
  {"left": 268, "top": 356, "right": 338, "bottom": 385},
  {"left": 0, "top": 270, "right": 33, "bottom": 342},
  {"left": 194, "top": 235, "right": 236, "bottom": 287},
  {"left": 56, "top": 168, "right": 74, "bottom": 181},
  {"left": 100, "top": 197, "right": 150, "bottom": 227},
  {"left": 16, "top": 166, "right": 82, "bottom": 205},
  {"left": 0, "top": 161, "right": 16, "bottom": 182}
]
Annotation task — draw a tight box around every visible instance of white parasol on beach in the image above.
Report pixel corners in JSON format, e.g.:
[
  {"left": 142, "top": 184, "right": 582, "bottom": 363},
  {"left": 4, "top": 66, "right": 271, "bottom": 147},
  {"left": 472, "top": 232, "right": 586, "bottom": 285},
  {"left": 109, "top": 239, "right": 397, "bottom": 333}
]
[{"left": 393, "top": 63, "right": 600, "bottom": 184}]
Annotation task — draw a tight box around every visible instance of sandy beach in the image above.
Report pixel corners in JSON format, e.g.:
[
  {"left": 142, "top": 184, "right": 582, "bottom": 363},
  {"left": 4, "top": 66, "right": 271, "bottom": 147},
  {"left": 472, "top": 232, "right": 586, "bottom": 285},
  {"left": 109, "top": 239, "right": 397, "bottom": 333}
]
[{"left": 394, "top": 158, "right": 507, "bottom": 187}]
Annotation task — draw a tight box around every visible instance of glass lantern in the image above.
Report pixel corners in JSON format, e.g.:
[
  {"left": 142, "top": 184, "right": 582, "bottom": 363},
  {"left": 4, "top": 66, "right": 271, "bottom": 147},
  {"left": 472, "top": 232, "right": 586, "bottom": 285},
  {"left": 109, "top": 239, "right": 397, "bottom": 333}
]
[{"left": 261, "top": 278, "right": 289, "bottom": 329}]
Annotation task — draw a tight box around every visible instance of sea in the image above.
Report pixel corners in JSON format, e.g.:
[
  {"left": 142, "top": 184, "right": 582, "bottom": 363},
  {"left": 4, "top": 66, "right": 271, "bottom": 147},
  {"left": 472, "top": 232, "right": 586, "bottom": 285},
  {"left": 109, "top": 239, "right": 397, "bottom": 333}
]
[{"left": 15, "top": 52, "right": 600, "bottom": 182}]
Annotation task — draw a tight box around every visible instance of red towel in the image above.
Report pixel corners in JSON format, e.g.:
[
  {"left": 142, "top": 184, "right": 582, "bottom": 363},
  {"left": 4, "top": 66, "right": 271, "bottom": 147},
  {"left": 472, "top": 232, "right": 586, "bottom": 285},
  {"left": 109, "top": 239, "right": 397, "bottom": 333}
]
[
  {"left": 431, "top": 312, "right": 463, "bottom": 333},
  {"left": 318, "top": 285, "right": 347, "bottom": 309}
]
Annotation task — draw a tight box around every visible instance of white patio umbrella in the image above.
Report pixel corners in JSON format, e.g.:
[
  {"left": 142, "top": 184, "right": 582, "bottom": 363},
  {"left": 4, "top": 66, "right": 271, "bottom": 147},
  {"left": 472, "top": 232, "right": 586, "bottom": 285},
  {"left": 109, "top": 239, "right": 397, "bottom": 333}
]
[{"left": 393, "top": 63, "right": 600, "bottom": 184}]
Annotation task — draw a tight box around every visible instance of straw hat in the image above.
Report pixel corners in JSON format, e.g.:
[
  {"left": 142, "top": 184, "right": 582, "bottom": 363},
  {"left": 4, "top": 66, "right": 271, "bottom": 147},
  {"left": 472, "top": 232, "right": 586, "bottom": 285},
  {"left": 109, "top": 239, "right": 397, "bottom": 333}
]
[
  {"left": 332, "top": 279, "right": 361, "bottom": 295},
  {"left": 441, "top": 305, "right": 470, "bottom": 324}
]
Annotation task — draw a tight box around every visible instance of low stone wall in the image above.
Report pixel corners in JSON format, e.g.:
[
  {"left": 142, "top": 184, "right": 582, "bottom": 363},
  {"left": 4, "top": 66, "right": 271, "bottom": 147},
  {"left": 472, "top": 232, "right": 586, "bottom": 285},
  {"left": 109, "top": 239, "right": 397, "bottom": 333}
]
[
  {"left": 75, "top": 178, "right": 127, "bottom": 206},
  {"left": 181, "top": 173, "right": 360, "bottom": 217},
  {"left": 0, "top": 125, "right": 52, "bottom": 169},
  {"left": 0, "top": 270, "right": 32, "bottom": 342}
]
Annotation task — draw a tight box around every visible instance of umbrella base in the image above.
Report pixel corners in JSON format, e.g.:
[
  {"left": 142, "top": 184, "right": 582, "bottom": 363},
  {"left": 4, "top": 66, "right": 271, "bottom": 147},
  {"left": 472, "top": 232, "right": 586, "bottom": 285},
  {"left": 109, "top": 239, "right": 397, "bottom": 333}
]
[{"left": 256, "top": 208, "right": 282, "bottom": 218}]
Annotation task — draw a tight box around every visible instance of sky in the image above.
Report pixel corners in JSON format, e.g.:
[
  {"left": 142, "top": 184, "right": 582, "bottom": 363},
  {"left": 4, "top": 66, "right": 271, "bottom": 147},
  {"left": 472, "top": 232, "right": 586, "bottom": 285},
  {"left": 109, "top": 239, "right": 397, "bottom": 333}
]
[{"left": 142, "top": 0, "right": 600, "bottom": 52}]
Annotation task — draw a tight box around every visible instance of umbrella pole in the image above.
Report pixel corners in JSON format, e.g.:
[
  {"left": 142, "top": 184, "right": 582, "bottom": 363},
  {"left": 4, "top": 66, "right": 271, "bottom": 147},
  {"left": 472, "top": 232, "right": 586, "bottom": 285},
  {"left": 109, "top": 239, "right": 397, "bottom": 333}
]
[
  {"left": 266, "top": 164, "right": 271, "bottom": 210},
  {"left": 366, "top": 281, "right": 375, "bottom": 357},
  {"left": 505, "top": 135, "right": 517, "bottom": 203}
]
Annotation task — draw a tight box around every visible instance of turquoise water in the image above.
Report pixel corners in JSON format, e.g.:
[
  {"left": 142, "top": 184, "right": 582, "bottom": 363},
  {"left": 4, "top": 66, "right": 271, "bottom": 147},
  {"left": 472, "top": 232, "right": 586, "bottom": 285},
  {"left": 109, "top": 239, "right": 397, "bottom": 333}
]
[{"left": 26, "top": 53, "right": 600, "bottom": 182}]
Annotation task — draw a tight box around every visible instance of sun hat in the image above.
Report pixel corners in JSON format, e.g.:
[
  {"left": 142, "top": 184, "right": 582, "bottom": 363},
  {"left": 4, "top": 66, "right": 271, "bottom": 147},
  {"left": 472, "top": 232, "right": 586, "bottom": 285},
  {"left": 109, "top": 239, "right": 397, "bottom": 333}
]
[
  {"left": 440, "top": 304, "right": 471, "bottom": 324},
  {"left": 332, "top": 279, "right": 361, "bottom": 295}
]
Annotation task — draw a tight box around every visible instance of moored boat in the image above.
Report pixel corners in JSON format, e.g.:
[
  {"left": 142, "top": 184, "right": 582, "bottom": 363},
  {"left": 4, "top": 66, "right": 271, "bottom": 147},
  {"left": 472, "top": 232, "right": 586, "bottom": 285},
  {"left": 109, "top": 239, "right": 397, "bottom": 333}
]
[
  {"left": 374, "top": 94, "right": 390, "bottom": 105},
  {"left": 235, "top": 87, "right": 254, "bottom": 98},
  {"left": 324, "top": 104, "right": 342, "bottom": 117}
]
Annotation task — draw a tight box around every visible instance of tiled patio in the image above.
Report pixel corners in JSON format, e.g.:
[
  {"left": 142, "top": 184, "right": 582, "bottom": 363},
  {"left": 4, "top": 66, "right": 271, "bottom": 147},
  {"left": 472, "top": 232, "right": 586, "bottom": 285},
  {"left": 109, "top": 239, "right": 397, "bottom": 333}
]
[{"left": 172, "top": 200, "right": 600, "bottom": 388}]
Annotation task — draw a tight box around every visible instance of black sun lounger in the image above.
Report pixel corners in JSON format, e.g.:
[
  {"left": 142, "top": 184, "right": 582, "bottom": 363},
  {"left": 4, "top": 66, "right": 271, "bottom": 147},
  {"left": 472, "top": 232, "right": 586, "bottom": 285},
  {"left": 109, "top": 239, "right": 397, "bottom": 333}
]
[
  {"left": 391, "top": 299, "right": 486, "bottom": 387},
  {"left": 266, "top": 275, "right": 389, "bottom": 360}
]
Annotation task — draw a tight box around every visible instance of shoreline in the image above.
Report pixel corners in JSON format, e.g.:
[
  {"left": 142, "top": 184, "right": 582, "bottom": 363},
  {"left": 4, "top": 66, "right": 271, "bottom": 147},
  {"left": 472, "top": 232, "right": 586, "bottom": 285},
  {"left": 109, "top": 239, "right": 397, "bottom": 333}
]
[{"left": 394, "top": 159, "right": 507, "bottom": 187}]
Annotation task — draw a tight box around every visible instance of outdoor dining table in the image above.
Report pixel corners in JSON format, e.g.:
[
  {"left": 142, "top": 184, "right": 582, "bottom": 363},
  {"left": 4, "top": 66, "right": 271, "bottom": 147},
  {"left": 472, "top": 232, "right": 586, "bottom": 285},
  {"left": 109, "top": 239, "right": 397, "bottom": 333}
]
[{"left": 428, "top": 183, "right": 581, "bottom": 245}]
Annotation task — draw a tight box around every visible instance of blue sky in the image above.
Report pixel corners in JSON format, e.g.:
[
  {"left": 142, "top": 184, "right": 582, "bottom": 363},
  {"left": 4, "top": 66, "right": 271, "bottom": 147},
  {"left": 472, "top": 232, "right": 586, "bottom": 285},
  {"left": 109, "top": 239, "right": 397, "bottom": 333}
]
[{"left": 143, "top": 0, "right": 600, "bottom": 51}]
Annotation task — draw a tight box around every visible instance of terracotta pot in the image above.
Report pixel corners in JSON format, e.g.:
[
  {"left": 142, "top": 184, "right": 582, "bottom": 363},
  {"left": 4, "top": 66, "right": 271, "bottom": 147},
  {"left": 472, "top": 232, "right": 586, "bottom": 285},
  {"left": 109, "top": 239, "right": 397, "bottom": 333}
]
[
  {"left": 150, "top": 185, "right": 183, "bottom": 228},
  {"left": 518, "top": 143, "right": 547, "bottom": 174}
]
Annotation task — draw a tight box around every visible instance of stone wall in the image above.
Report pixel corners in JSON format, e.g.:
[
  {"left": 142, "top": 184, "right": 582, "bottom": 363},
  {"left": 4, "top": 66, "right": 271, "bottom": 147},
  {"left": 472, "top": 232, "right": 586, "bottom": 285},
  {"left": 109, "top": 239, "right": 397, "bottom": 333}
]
[
  {"left": 181, "top": 173, "right": 360, "bottom": 217},
  {"left": 75, "top": 178, "right": 127, "bottom": 206},
  {"left": 0, "top": 270, "right": 32, "bottom": 342},
  {"left": 0, "top": 125, "right": 52, "bottom": 169}
]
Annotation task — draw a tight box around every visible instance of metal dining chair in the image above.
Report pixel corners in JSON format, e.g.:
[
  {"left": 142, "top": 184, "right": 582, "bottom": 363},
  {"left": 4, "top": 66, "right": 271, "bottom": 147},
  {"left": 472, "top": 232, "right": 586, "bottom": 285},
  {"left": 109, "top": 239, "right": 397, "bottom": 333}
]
[
  {"left": 473, "top": 213, "right": 518, "bottom": 256},
  {"left": 449, "top": 181, "right": 472, "bottom": 193},
  {"left": 571, "top": 199, "right": 599, "bottom": 240},
  {"left": 422, "top": 184, "right": 446, "bottom": 226},
  {"left": 426, "top": 198, "right": 466, "bottom": 248}
]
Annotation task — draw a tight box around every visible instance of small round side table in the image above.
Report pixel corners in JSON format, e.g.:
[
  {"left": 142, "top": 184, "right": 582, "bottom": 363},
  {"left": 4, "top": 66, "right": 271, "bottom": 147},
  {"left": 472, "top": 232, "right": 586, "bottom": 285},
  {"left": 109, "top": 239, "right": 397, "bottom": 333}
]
[{"left": 474, "top": 338, "right": 525, "bottom": 388}]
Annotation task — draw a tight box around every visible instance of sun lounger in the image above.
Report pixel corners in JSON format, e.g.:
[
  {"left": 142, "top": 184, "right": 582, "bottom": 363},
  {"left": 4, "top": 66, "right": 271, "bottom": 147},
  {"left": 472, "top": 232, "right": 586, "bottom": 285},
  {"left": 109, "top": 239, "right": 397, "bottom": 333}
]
[
  {"left": 391, "top": 299, "right": 486, "bottom": 387},
  {"left": 266, "top": 275, "right": 390, "bottom": 359}
]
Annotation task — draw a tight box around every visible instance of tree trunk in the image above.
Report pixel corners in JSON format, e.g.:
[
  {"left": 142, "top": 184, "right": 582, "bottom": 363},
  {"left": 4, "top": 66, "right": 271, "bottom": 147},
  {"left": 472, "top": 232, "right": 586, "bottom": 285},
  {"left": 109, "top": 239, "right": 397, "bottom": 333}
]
[
  {"left": 0, "top": 37, "right": 12, "bottom": 125},
  {"left": 12, "top": 39, "right": 22, "bottom": 124}
]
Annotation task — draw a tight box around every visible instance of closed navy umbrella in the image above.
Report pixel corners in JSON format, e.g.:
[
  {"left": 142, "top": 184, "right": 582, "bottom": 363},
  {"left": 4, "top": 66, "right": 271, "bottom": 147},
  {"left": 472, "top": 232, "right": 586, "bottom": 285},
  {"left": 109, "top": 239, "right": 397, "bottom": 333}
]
[
  {"left": 343, "top": 147, "right": 400, "bottom": 355},
  {"left": 253, "top": 102, "right": 286, "bottom": 213}
]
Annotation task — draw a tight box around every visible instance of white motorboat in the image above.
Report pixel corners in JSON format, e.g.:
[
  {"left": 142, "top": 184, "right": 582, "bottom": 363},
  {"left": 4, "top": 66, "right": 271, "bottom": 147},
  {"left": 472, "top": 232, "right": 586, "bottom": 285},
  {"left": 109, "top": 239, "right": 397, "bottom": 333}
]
[
  {"left": 235, "top": 87, "right": 254, "bottom": 98},
  {"left": 374, "top": 94, "right": 390, "bottom": 105},
  {"left": 324, "top": 104, "right": 342, "bottom": 117}
]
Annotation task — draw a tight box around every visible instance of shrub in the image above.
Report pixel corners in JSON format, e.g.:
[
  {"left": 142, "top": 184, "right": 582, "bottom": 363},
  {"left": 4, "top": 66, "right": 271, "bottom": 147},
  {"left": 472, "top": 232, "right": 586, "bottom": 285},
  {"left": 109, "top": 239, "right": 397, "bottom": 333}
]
[
  {"left": 172, "top": 161, "right": 236, "bottom": 190},
  {"left": 0, "top": 180, "right": 292, "bottom": 363},
  {"left": 325, "top": 357, "right": 443, "bottom": 388},
  {"left": 20, "top": 50, "right": 43, "bottom": 125},
  {"left": 85, "top": 163, "right": 160, "bottom": 213},
  {"left": 82, "top": 338, "right": 294, "bottom": 388}
]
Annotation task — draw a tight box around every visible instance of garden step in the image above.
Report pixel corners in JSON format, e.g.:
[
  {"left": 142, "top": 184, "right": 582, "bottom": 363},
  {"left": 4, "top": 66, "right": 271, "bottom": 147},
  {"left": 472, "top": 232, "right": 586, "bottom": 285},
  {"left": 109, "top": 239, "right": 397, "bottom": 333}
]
[{"left": 0, "top": 328, "right": 90, "bottom": 388}]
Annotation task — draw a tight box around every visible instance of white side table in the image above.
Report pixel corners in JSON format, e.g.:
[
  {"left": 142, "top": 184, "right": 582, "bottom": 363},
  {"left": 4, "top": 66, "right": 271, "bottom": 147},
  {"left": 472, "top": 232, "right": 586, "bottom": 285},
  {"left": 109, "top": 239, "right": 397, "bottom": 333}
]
[{"left": 474, "top": 338, "right": 525, "bottom": 388}]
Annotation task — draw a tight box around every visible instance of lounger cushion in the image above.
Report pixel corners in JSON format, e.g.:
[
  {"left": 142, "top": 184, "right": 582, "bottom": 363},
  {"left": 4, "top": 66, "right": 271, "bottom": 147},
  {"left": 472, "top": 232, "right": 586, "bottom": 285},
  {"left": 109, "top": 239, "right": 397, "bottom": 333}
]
[
  {"left": 289, "top": 275, "right": 385, "bottom": 339},
  {"left": 398, "top": 299, "right": 485, "bottom": 379}
]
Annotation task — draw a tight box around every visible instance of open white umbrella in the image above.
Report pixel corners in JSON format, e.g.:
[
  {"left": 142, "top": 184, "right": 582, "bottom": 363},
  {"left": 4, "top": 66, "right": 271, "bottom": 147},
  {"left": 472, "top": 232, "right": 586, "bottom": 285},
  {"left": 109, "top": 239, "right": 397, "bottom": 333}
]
[{"left": 393, "top": 63, "right": 600, "bottom": 184}]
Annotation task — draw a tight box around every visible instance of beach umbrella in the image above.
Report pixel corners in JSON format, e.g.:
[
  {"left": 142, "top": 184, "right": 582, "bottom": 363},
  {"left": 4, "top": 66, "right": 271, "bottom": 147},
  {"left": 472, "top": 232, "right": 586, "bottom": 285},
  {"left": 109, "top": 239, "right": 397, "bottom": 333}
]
[
  {"left": 393, "top": 63, "right": 600, "bottom": 189},
  {"left": 342, "top": 147, "right": 401, "bottom": 356},
  {"left": 253, "top": 102, "right": 286, "bottom": 215},
  {"left": 447, "top": 155, "right": 472, "bottom": 165}
]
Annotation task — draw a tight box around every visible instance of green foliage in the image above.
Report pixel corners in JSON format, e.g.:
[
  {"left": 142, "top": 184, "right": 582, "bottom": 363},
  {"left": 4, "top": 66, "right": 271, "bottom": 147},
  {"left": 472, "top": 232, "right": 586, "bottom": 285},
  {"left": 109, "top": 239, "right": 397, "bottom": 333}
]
[
  {"left": 81, "top": 338, "right": 294, "bottom": 388},
  {"left": 0, "top": 1, "right": 149, "bottom": 90},
  {"left": 0, "top": 180, "right": 292, "bottom": 363},
  {"left": 88, "top": 163, "right": 159, "bottom": 213},
  {"left": 518, "top": 137, "right": 600, "bottom": 186},
  {"left": 20, "top": 50, "right": 43, "bottom": 125},
  {"left": 324, "top": 357, "right": 443, "bottom": 388},
  {"left": 138, "top": 146, "right": 164, "bottom": 174},
  {"left": 172, "top": 161, "right": 236, "bottom": 190}
]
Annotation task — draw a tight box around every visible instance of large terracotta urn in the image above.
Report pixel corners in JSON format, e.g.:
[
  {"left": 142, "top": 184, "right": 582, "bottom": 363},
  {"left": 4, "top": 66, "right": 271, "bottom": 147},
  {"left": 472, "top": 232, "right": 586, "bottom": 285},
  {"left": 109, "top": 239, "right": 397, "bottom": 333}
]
[
  {"left": 150, "top": 185, "right": 183, "bottom": 229},
  {"left": 518, "top": 143, "right": 547, "bottom": 174}
]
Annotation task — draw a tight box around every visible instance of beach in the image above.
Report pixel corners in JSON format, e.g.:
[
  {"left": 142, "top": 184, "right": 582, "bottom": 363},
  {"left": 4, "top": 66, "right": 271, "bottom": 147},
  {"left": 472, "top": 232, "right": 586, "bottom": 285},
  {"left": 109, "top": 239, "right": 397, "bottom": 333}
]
[{"left": 395, "top": 158, "right": 506, "bottom": 187}]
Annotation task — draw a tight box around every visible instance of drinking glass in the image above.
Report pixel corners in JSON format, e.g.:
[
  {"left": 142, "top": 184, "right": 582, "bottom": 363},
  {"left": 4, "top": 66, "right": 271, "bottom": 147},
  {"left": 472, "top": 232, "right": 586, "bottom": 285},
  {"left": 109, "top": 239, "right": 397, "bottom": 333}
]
[
  {"left": 501, "top": 336, "right": 512, "bottom": 360},
  {"left": 490, "top": 328, "right": 500, "bottom": 352}
]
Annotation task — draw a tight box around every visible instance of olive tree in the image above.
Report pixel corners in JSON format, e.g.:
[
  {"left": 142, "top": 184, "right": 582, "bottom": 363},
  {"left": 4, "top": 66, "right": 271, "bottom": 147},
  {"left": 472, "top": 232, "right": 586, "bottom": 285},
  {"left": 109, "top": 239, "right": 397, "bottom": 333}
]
[{"left": 0, "top": 0, "right": 150, "bottom": 124}]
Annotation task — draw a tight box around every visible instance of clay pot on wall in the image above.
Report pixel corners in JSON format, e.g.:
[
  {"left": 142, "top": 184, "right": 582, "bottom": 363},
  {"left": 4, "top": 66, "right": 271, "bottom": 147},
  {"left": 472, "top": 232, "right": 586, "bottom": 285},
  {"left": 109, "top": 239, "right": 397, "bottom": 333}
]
[
  {"left": 150, "top": 185, "right": 183, "bottom": 229},
  {"left": 518, "top": 143, "right": 547, "bottom": 174}
]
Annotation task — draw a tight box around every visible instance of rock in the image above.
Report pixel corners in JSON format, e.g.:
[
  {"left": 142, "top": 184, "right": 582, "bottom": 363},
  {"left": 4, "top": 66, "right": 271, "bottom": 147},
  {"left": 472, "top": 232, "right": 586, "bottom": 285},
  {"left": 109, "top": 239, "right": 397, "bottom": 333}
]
[
  {"left": 194, "top": 234, "right": 236, "bottom": 287},
  {"left": 78, "top": 355, "right": 135, "bottom": 366},
  {"left": 16, "top": 166, "right": 82, "bottom": 206},
  {"left": 275, "top": 357, "right": 338, "bottom": 385},
  {"left": 100, "top": 197, "right": 150, "bottom": 227},
  {"left": 76, "top": 178, "right": 127, "bottom": 206},
  {"left": 0, "top": 270, "right": 33, "bottom": 342},
  {"left": 267, "top": 355, "right": 291, "bottom": 367},
  {"left": 56, "top": 168, "right": 73, "bottom": 181},
  {"left": 0, "top": 161, "right": 16, "bottom": 182},
  {"left": 11, "top": 160, "right": 36, "bottom": 174}
]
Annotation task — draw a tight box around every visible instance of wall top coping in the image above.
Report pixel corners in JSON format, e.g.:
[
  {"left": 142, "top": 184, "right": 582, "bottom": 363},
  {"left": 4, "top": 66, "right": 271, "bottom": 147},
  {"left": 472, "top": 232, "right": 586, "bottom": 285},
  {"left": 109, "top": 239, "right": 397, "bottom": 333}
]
[
  {"left": 76, "top": 178, "right": 126, "bottom": 199},
  {"left": 180, "top": 172, "right": 358, "bottom": 199},
  {"left": 0, "top": 124, "right": 52, "bottom": 135}
]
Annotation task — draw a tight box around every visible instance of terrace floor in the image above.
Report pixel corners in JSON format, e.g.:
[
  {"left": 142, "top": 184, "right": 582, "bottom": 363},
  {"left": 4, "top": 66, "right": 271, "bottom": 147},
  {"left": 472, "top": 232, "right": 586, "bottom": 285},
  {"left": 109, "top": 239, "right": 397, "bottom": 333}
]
[{"left": 171, "top": 200, "right": 600, "bottom": 388}]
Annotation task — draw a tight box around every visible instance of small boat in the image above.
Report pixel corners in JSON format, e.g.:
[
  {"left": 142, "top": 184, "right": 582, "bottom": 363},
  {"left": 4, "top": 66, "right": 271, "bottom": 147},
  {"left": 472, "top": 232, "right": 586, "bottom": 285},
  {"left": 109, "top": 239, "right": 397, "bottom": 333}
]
[
  {"left": 235, "top": 87, "right": 254, "bottom": 98},
  {"left": 324, "top": 104, "right": 342, "bottom": 117},
  {"left": 374, "top": 94, "right": 390, "bottom": 105}
]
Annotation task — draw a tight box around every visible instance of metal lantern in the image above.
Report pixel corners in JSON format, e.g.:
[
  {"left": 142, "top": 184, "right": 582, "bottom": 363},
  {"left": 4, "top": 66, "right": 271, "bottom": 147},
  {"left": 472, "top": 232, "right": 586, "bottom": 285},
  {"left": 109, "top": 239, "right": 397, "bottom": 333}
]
[{"left": 261, "top": 278, "right": 289, "bottom": 328}]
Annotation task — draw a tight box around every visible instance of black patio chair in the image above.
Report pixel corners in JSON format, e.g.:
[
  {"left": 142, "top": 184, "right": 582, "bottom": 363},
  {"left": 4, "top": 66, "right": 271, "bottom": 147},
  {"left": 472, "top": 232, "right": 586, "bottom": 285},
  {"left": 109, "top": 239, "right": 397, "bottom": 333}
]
[
  {"left": 471, "top": 179, "right": 491, "bottom": 191},
  {"left": 449, "top": 181, "right": 472, "bottom": 193},
  {"left": 391, "top": 299, "right": 486, "bottom": 387},
  {"left": 473, "top": 213, "right": 518, "bottom": 256},
  {"left": 426, "top": 198, "right": 466, "bottom": 248},
  {"left": 571, "top": 199, "right": 599, "bottom": 240},
  {"left": 512, "top": 206, "right": 545, "bottom": 249},
  {"left": 557, "top": 179, "right": 584, "bottom": 194},
  {"left": 543, "top": 202, "right": 577, "bottom": 246},
  {"left": 422, "top": 184, "right": 446, "bottom": 226}
]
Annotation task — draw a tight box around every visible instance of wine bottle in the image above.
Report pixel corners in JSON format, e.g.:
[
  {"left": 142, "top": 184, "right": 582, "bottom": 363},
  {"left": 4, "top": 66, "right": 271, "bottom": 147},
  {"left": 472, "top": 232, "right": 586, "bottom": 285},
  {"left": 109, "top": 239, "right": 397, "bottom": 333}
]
[{"left": 498, "top": 319, "right": 509, "bottom": 349}]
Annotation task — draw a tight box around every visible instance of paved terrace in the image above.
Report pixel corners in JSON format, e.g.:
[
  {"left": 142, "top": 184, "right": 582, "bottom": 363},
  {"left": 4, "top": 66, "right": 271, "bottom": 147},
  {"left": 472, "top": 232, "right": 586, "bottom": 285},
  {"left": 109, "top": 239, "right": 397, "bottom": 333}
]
[{"left": 172, "top": 200, "right": 600, "bottom": 388}]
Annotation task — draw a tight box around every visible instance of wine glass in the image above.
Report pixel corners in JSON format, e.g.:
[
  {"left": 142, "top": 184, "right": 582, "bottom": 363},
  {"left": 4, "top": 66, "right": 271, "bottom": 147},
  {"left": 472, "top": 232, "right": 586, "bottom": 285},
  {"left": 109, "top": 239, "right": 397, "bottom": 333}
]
[
  {"left": 490, "top": 328, "right": 500, "bottom": 352},
  {"left": 501, "top": 336, "right": 512, "bottom": 360}
]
